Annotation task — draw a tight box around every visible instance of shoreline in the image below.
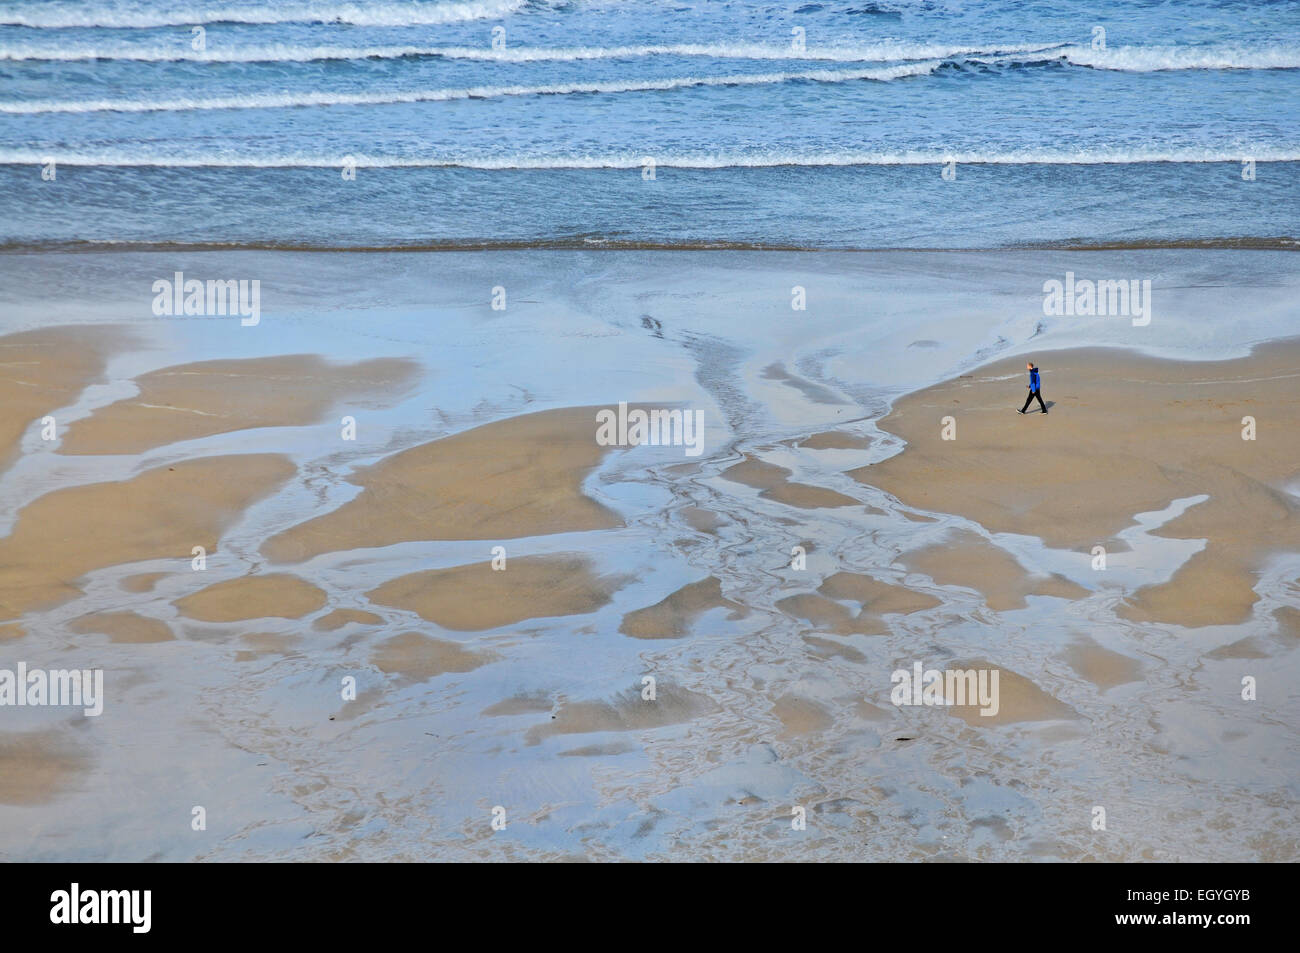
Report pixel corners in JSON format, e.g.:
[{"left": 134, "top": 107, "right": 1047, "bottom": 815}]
[{"left": 0, "top": 248, "right": 1296, "bottom": 861}]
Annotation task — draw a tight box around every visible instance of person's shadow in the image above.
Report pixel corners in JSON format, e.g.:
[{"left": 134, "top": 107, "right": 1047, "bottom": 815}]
[{"left": 1043, "top": 400, "right": 1056, "bottom": 412}]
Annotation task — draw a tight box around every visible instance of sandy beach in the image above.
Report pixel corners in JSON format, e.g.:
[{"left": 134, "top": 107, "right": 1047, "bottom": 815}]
[
  {"left": 0, "top": 248, "right": 1296, "bottom": 862},
  {"left": 857, "top": 344, "right": 1300, "bottom": 628}
]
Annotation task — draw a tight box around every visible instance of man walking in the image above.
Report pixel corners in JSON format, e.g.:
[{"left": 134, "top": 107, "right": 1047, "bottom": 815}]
[{"left": 1018, "top": 361, "right": 1047, "bottom": 414}]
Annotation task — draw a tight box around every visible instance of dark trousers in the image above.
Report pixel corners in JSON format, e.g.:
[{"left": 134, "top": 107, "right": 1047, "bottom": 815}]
[{"left": 1021, "top": 389, "right": 1047, "bottom": 413}]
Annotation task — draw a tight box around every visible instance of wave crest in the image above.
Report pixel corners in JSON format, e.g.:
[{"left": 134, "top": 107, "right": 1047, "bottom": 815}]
[
  {"left": 0, "top": 62, "right": 941, "bottom": 114},
  {"left": 0, "top": 0, "right": 525, "bottom": 29},
  {"left": 5, "top": 40, "right": 1298, "bottom": 72},
  {"left": 5, "top": 147, "right": 1296, "bottom": 168},
  {"left": 0, "top": 39, "right": 1058, "bottom": 64}
]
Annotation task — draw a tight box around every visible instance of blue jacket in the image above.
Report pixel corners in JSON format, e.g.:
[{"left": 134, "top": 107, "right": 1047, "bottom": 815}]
[{"left": 1029, "top": 367, "right": 1041, "bottom": 391}]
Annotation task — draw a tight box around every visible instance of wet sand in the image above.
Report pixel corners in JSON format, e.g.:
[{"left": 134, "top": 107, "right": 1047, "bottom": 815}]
[
  {"left": 0, "top": 325, "right": 126, "bottom": 473},
  {"left": 855, "top": 343, "right": 1300, "bottom": 627},
  {"left": 59, "top": 354, "right": 418, "bottom": 455},
  {"left": 0, "top": 250, "right": 1296, "bottom": 863},
  {"left": 262, "top": 406, "right": 625, "bottom": 563},
  {"left": 943, "top": 660, "right": 1080, "bottom": 727},
  {"left": 524, "top": 683, "right": 719, "bottom": 746},
  {"left": 314, "top": 609, "right": 383, "bottom": 632},
  {"left": 174, "top": 573, "right": 328, "bottom": 623},
  {"left": 68, "top": 610, "right": 174, "bottom": 644},
  {"left": 0, "top": 453, "right": 296, "bottom": 621},
  {"left": 721, "top": 454, "right": 860, "bottom": 510},
  {"left": 368, "top": 554, "right": 624, "bottom": 631},
  {"left": 1063, "top": 638, "right": 1144, "bottom": 691},
  {"left": 619, "top": 576, "right": 743, "bottom": 639},
  {"left": 777, "top": 571, "right": 942, "bottom": 636},
  {"left": 0, "top": 730, "right": 87, "bottom": 806},
  {"left": 901, "top": 531, "right": 1089, "bottom": 612},
  {"left": 817, "top": 572, "right": 942, "bottom": 616},
  {"left": 371, "top": 631, "right": 497, "bottom": 681}
]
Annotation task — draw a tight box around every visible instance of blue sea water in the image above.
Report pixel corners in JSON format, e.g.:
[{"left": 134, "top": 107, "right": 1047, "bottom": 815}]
[{"left": 0, "top": 0, "right": 1297, "bottom": 248}]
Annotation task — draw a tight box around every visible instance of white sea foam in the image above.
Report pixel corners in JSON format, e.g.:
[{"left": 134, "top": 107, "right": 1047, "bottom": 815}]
[
  {"left": 1058, "top": 43, "right": 1300, "bottom": 72},
  {"left": 0, "top": 62, "right": 942, "bottom": 114},
  {"left": 0, "top": 0, "right": 526, "bottom": 29},
  {"left": 0, "top": 39, "right": 1058, "bottom": 64},
  {"left": 954, "top": 44, "right": 1300, "bottom": 72},
  {"left": 4, "top": 40, "right": 1295, "bottom": 71},
  {"left": 6, "top": 146, "right": 1297, "bottom": 168}
]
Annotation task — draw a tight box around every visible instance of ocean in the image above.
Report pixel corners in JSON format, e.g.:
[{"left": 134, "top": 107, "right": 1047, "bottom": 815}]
[
  {"left": 0, "top": 1, "right": 1298, "bottom": 864},
  {"left": 2, "top": 0, "right": 1298, "bottom": 249}
]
